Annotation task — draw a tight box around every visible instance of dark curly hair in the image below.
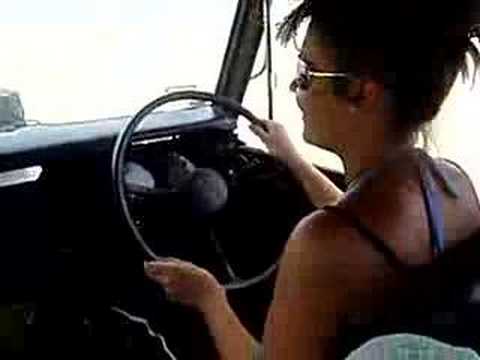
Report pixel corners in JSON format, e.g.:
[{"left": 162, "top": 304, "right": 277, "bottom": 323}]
[{"left": 277, "top": 0, "right": 480, "bottom": 136}]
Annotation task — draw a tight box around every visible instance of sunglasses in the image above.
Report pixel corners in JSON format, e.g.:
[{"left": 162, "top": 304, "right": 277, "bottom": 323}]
[{"left": 290, "top": 59, "right": 354, "bottom": 92}]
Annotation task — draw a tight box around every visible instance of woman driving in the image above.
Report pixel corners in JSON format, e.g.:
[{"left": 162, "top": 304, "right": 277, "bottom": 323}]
[{"left": 145, "top": 1, "right": 480, "bottom": 359}]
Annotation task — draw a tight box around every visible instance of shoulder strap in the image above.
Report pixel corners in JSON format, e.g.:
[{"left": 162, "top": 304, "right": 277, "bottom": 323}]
[
  {"left": 330, "top": 149, "right": 459, "bottom": 270},
  {"left": 323, "top": 205, "right": 406, "bottom": 270},
  {"left": 417, "top": 151, "right": 459, "bottom": 199},
  {"left": 441, "top": 157, "right": 480, "bottom": 212},
  {"left": 419, "top": 167, "right": 446, "bottom": 256},
  {"left": 416, "top": 151, "right": 459, "bottom": 257}
]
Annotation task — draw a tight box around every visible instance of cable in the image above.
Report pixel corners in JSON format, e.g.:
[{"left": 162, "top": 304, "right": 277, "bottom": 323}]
[
  {"left": 265, "top": 0, "right": 274, "bottom": 120},
  {"left": 111, "top": 306, "right": 177, "bottom": 360},
  {"left": 250, "top": 41, "right": 267, "bottom": 80}
]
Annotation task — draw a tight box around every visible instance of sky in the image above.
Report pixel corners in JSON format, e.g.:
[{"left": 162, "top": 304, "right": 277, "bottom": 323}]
[
  {"left": 0, "top": 0, "right": 237, "bottom": 122},
  {"left": 1, "top": 0, "right": 480, "bottom": 189}
]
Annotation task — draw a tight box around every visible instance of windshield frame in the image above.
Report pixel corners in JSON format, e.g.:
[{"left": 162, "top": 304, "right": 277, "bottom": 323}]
[{"left": 215, "top": 0, "right": 266, "bottom": 104}]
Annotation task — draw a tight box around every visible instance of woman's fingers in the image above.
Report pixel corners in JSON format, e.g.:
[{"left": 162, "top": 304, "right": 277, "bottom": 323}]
[
  {"left": 145, "top": 262, "right": 176, "bottom": 277},
  {"left": 250, "top": 119, "right": 276, "bottom": 141},
  {"left": 258, "top": 118, "right": 274, "bottom": 132},
  {"left": 145, "top": 257, "right": 184, "bottom": 269},
  {"left": 144, "top": 261, "right": 176, "bottom": 283},
  {"left": 144, "top": 258, "right": 197, "bottom": 282},
  {"left": 144, "top": 258, "right": 224, "bottom": 309},
  {"left": 249, "top": 124, "right": 269, "bottom": 141}
]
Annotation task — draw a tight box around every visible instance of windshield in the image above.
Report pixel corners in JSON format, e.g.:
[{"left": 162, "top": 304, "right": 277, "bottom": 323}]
[{"left": 0, "top": 0, "right": 237, "bottom": 123}]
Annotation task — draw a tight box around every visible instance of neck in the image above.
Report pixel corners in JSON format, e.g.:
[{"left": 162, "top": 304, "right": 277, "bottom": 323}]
[{"left": 342, "top": 132, "right": 415, "bottom": 185}]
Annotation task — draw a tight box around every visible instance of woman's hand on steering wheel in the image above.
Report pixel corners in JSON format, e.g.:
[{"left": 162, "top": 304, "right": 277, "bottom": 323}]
[
  {"left": 145, "top": 258, "right": 226, "bottom": 313},
  {"left": 249, "top": 119, "right": 302, "bottom": 167}
]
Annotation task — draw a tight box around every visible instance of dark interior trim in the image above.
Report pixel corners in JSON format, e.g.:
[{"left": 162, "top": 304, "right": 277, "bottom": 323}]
[{"left": 215, "top": 0, "right": 265, "bottom": 103}]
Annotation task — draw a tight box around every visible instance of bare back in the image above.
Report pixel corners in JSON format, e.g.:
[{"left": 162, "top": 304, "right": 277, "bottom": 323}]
[{"left": 340, "top": 149, "right": 480, "bottom": 266}]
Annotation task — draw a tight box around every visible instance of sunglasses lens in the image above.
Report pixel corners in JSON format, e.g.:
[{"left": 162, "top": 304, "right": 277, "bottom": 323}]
[{"left": 290, "top": 60, "right": 314, "bottom": 92}]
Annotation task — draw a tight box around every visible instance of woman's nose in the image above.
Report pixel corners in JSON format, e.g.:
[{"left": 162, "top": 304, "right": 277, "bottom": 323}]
[{"left": 289, "top": 78, "right": 300, "bottom": 93}]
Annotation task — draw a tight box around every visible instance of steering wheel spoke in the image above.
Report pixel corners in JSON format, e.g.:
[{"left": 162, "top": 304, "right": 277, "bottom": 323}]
[{"left": 208, "top": 228, "right": 241, "bottom": 282}]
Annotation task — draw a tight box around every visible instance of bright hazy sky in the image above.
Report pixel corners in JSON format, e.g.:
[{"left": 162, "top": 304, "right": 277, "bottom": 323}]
[
  {"left": 1, "top": 0, "right": 480, "bottom": 189},
  {"left": 0, "top": 0, "right": 237, "bottom": 122}
]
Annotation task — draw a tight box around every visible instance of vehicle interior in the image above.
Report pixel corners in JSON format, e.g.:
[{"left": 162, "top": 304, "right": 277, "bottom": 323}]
[
  {"left": 1, "top": 1, "right": 480, "bottom": 359},
  {"left": 0, "top": 1, "right": 342, "bottom": 358}
]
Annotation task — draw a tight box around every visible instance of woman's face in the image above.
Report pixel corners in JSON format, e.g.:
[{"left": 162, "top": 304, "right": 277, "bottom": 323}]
[{"left": 293, "top": 27, "right": 354, "bottom": 152}]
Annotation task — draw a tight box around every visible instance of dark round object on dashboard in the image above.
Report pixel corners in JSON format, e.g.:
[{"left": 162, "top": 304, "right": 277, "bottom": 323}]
[{"left": 186, "top": 168, "right": 229, "bottom": 218}]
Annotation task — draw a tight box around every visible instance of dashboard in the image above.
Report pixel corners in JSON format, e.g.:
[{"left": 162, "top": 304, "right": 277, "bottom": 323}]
[{"left": 0, "top": 105, "right": 343, "bottom": 358}]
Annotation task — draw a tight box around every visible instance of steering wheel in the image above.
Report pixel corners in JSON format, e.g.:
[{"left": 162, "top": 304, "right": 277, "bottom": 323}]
[{"left": 112, "top": 91, "right": 279, "bottom": 290}]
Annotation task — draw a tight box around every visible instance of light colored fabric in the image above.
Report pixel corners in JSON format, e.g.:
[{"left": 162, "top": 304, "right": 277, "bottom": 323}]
[
  {"left": 346, "top": 334, "right": 480, "bottom": 360},
  {"left": 252, "top": 341, "right": 264, "bottom": 360},
  {"left": 250, "top": 335, "right": 479, "bottom": 359}
]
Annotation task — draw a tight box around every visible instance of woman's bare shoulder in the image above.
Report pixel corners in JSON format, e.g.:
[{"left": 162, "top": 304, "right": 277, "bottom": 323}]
[
  {"left": 338, "top": 150, "right": 480, "bottom": 264},
  {"left": 286, "top": 209, "right": 396, "bottom": 270}
]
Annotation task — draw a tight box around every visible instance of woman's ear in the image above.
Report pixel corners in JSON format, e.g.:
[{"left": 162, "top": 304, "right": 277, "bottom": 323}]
[{"left": 347, "top": 78, "right": 383, "bottom": 111}]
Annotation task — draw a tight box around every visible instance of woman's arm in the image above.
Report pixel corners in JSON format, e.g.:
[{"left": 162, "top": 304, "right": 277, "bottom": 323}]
[
  {"left": 286, "top": 154, "right": 343, "bottom": 208},
  {"left": 250, "top": 120, "right": 343, "bottom": 208},
  {"left": 200, "top": 290, "right": 261, "bottom": 360},
  {"left": 145, "top": 259, "right": 258, "bottom": 360}
]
